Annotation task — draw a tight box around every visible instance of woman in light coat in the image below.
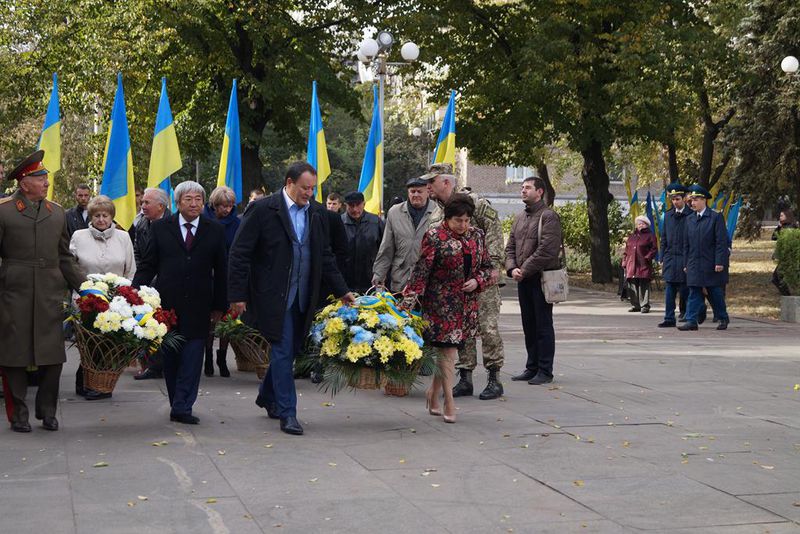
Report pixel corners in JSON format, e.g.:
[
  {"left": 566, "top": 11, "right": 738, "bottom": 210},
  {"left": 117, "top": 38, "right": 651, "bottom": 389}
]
[{"left": 69, "top": 195, "right": 136, "bottom": 400}]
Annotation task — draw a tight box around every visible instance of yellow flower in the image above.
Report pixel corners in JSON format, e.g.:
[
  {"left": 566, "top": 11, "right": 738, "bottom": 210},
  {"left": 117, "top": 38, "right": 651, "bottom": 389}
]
[
  {"left": 321, "top": 337, "right": 340, "bottom": 357},
  {"left": 345, "top": 342, "right": 372, "bottom": 362},
  {"left": 324, "top": 317, "right": 346, "bottom": 336},
  {"left": 321, "top": 303, "right": 339, "bottom": 317},
  {"left": 374, "top": 335, "right": 395, "bottom": 360},
  {"left": 358, "top": 310, "right": 379, "bottom": 328}
]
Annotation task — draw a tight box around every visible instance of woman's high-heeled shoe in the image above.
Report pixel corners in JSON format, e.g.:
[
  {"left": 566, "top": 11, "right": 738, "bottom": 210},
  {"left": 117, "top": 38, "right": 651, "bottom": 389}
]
[
  {"left": 443, "top": 401, "right": 456, "bottom": 423},
  {"left": 425, "top": 389, "right": 442, "bottom": 416}
]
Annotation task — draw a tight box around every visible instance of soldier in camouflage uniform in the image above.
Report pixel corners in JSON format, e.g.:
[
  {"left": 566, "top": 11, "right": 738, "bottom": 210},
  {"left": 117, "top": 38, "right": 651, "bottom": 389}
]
[{"left": 421, "top": 163, "right": 505, "bottom": 400}]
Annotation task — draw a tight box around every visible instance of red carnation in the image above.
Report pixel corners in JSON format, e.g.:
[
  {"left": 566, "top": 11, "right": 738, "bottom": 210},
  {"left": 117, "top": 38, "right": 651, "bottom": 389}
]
[
  {"left": 117, "top": 285, "right": 144, "bottom": 306},
  {"left": 154, "top": 308, "right": 178, "bottom": 329},
  {"left": 78, "top": 294, "right": 110, "bottom": 314}
]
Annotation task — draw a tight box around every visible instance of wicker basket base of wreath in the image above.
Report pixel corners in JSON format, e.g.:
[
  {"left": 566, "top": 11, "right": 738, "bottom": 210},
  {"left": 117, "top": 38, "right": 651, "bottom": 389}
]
[
  {"left": 383, "top": 381, "right": 410, "bottom": 397},
  {"left": 348, "top": 367, "right": 385, "bottom": 390},
  {"left": 74, "top": 321, "right": 137, "bottom": 393},
  {"left": 230, "top": 334, "right": 270, "bottom": 380}
]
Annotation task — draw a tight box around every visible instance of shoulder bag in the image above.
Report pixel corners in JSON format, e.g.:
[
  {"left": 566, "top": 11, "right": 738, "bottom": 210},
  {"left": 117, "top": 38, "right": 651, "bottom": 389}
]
[{"left": 537, "top": 210, "right": 569, "bottom": 303}]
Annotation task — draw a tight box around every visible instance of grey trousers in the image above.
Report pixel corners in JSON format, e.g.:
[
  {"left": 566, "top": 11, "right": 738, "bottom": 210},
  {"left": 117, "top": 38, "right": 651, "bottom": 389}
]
[
  {"left": 1, "top": 365, "right": 62, "bottom": 424},
  {"left": 627, "top": 278, "right": 651, "bottom": 310}
]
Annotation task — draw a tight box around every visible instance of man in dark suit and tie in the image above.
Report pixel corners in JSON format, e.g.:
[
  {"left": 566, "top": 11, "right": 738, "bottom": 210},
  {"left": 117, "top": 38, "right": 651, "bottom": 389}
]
[
  {"left": 228, "top": 162, "right": 353, "bottom": 435},
  {"left": 133, "top": 181, "right": 228, "bottom": 424}
]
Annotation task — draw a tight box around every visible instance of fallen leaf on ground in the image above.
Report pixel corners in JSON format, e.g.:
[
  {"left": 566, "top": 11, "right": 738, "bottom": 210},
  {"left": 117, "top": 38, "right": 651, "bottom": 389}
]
[
  {"left": 308, "top": 478, "right": 319, "bottom": 483},
  {"left": 573, "top": 480, "right": 585, "bottom": 487},
  {"left": 399, "top": 458, "right": 406, "bottom": 464},
  {"left": 93, "top": 462, "right": 109, "bottom": 468},
  {"left": 421, "top": 472, "right": 430, "bottom": 477},
  {"left": 151, "top": 441, "right": 168, "bottom": 447},
  {"left": 794, "top": 384, "right": 799, "bottom": 391},
  {"left": 430, "top": 483, "right": 440, "bottom": 488},
  {"left": 622, "top": 441, "right": 630, "bottom": 448},
  {"left": 264, "top": 443, "right": 273, "bottom": 448},
  {"left": 520, "top": 444, "right": 529, "bottom": 449},
  {"left": 206, "top": 498, "right": 217, "bottom": 504},
  {"left": 792, "top": 502, "right": 800, "bottom": 507},
  {"left": 217, "top": 450, "right": 226, "bottom": 456},
  {"left": 322, "top": 402, "right": 335, "bottom": 407},
  {"left": 127, "top": 502, "right": 135, "bottom": 507},
  {"left": 328, "top": 463, "right": 337, "bottom": 467},
  {"left": 137, "top": 495, "right": 148, "bottom": 501},
  {"left": 760, "top": 465, "right": 775, "bottom": 470}
]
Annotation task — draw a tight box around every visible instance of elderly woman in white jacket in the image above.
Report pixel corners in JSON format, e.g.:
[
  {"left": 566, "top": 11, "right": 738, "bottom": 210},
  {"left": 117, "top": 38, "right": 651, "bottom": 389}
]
[{"left": 69, "top": 195, "right": 136, "bottom": 400}]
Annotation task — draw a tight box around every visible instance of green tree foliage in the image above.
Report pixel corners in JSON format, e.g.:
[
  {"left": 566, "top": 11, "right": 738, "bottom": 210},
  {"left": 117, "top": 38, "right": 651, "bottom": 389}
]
[{"left": 775, "top": 228, "right": 800, "bottom": 295}]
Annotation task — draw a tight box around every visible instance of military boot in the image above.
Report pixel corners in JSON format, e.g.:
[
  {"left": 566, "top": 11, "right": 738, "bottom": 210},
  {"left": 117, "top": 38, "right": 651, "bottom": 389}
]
[
  {"left": 452, "top": 369, "right": 473, "bottom": 397},
  {"left": 479, "top": 369, "right": 504, "bottom": 400}
]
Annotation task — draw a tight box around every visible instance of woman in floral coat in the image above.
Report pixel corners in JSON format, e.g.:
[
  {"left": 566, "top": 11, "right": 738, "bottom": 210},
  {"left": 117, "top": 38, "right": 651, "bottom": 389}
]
[{"left": 403, "top": 194, "right": 494, "bottom": 423}]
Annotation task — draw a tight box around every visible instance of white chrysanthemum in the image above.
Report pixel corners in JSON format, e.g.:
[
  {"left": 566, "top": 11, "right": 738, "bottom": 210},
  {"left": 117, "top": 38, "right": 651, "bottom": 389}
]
[
  {"left": 121, "top": 318, "right": 138, "bottom": 332},
  {"left": 138, "top": 286, "right": 161, "bottom": 308},
  {"left": 133, "top": 325, "right": 145, "bottom": 339},
  {"left": 115, "top": 276, "right": 132, "bottom": 287},
  {"left": 109, "top": 296, "right": 133, "bottom": 318},
  {"left": 87, "top": 273, "right": 104, "bottom": 282},
  {"left": 94, "top": 311, "right": 122, "bottom": 333},
  {"left": 131, "top": 303, "right": 153, "bottom": 316}
]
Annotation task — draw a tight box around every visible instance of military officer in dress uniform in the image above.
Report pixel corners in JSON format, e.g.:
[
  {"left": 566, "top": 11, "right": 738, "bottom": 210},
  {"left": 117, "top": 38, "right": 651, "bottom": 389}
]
[
  {"left": 0, "top": 150, "right": 86, "bottom": 432},
  {"left": 658, "top": 183, "right": 690, "bottom": 327},
  {"left": 423, "top": 163, "right": 506, "bottom": 400},
  {"left": 677, "top": 184, "right": 730, "bottom": 332}
]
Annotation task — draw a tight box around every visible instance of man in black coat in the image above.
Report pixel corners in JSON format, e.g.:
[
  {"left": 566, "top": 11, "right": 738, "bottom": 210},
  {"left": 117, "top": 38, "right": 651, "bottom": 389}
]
[
  {"left": 65, "top": 183, "right": 91, "bottom": 237},
  {"left": 228, "top": 162, "right": 353, "bottom": 436},
  {"left": 341, "top": 191, "right": 384, "bottom": 293},
  {"left": 658, "top": 183, "right": 690, "bottom": 327},
  {"left": 133, "top": 181, "right": 228, "bottom": 424},
  {"left": 678, "top": 184, "right": 730, "bottom": 332}
]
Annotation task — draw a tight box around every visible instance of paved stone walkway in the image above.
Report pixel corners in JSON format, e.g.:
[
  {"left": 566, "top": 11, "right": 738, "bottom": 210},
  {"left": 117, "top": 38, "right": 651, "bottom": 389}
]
[{"left": 1, "top": 287, "right": 799, "bottom": 533}]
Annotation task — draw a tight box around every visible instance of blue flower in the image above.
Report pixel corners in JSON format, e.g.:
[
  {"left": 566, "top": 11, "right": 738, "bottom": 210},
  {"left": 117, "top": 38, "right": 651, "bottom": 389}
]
[
  {"left": 336, "top": 306, "right": 358, "bottom": 323},
  {"left": 350, "top": 325, "right": 375, "bottom": 345},
  {"left": 311, "top": 322, "right": 325, "bottom": 344},
  {"left": 378, "top": 313, "right": 398, "bottom": 329},
  {"left": 404, "top": 325, "right": 424, "bottom": 347}
]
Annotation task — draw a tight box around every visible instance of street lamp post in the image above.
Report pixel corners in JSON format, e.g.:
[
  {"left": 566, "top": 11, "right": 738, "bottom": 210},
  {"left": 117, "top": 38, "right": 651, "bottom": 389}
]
[
  {"left": 781, "top": 55, "right": 799, "bottom": 76},
  {"left": 358, "top": 32, "right": 419, "bottom": 213}
]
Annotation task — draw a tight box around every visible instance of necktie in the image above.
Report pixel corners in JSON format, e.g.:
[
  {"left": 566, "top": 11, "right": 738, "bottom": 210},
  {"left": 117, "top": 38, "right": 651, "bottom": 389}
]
[{"left": 184, "top": 222, "right": 194, "bottom": 249}]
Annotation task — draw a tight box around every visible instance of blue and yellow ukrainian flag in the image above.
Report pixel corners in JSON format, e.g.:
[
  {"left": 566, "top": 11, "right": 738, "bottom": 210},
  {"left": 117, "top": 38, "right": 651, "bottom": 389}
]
[
  {"left": 148, "top": 77, "right": 181, "bottom": 210},
  {"left": 307, "top": 81, "right": 331, "bottom": 202},
  {"left": 99, "top": 73, "right": 136, "bottom": 230},
  {"left": 726, "top": 195, "right": 742, "bottom": 242},
  {"left": 624, "top": 175, "right": 640, "bottom": 221},
  {"left": 37, "top": 73, "right": 61, "bottom": 201},
  {"left": 646, "top": 191, "right": 661, "bottom": 260},
  {"left": 217, "top": 79, "right": 242, "bottom": 204},
  {"left": 432, "top": 90, "right": 456, "bottom": 167},
  {"left": 358, "top": 86, "right": 383, "bottom": 215}
]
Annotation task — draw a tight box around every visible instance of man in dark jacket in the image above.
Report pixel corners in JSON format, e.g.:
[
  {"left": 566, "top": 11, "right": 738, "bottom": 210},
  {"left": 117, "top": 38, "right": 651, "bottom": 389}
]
[
  {"left": 65, "top": 183, "right": 91, "bottom": 237},
  {"left": 678, "top": 185, "right": 730, "bottom": 331},
  {"left": 133, "top": 181, "right": 228, "bottom": 424},
  {"left": 506, "top": 177, "right": 563, "bottom": 385},
  {"left": 341, "top": 191, "right": 384, "bottom": 293},
  {"left": 659, "top": 183, "right": 690, "bottom": 327},
  {"left": 228, "top": 162, "right": 353, "bottom": 436}
]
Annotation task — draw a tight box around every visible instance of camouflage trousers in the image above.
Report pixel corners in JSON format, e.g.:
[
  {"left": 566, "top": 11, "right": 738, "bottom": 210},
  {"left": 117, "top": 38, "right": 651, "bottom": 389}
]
[{"left": 457, "top": 284, "right": 504, "bottom": 371}]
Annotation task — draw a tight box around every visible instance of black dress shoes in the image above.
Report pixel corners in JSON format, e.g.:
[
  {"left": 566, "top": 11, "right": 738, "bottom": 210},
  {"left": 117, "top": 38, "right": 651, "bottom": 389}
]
[
  {"left": 628, "top": 307, "right": 641, "bottom": 312},
  {"left": 134, "top": 368, "right": 163, "bottom": 380},
  {"left": 255, "top": 395, "right": 280, "bottom": 419},
  {"left": 698, "top": 307, "right": 707, "bottom": 325},
  {"left": 511, "top": 369, "right": 536, "bottom": 381},
  {"left": 170, "top": 413, "right": 200, "bottom": 425},
  {"left": 42, "top": 417, "right": 59, "bottom": 431},
  {"left": 716, "top": 320, "right": 729, "bottom": 331},
  {"left": 280, "top": 416, "right": 304, "bottom": 435},
  {"left": 657, "top": 321, "right": 676, "bottom": 328},
  {"left": 84, "top": 389, "right": 112, "bottom": 401},
  {"left": 640, "top": 307, "right": 650, "bottom": 314},
  {"left": 677, "top": 323, "right": 698, "bottom": 331},
  {"left": 528, "top": 373, "right": 554, "bottom": 385},
  {"left": 11, "top": 421, "right": 32, "bottom": 433}
]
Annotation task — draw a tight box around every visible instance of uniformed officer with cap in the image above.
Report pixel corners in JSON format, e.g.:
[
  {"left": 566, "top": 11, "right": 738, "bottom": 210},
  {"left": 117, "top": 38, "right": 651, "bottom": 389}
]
[
  {"left": 0, "top": 150, "right": 86, "bottom": 432},
  {"left": 678, "top": 184, "right": 730, "bottom": 331},
  {"left": 658, "top": 182, "right": 690, "bottom": 327},
  {"left": 423, "top": 163, "right": 505, "bottom": 400}
]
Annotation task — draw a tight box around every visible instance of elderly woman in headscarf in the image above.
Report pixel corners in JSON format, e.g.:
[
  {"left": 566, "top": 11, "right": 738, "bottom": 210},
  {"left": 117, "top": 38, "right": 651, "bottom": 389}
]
[{"left": 622, "top": 215, "right": 658, "bottom": 313}]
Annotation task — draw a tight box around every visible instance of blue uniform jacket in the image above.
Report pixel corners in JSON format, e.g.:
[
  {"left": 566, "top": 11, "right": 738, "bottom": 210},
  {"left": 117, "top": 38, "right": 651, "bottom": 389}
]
[
  {"left": 660, "top": 207, "right": 689, "bottom": 284},
  {"left": 683, "top": 208, "right": 729, "bottom": 287}
]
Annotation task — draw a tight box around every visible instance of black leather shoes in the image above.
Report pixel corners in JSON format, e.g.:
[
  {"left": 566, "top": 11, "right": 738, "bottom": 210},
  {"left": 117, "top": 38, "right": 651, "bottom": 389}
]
[
  {"left": 528, "top": 373, "right": 553, "bottom": 385},
  {"left": 628, "top": 307, "right": 641, "bottom": 312},
  {"left": 170, "top": 413, "right": 199, "bottom": 425},
  {"left": 511, "top": 369, "right": 536, "bottom": 381},
  {"left": 280, "top": 416, "right": 304, "bottom": 435},
  {"left": 698, "top": 307, "right": 707, "bottom": 325},
  {"left": 657, "top": 321, "right": 676, "bottom": 328},
  {"left": 84, "top": 389, "right": 112, "bottom": 401},
  {"left": 716, "top": 320, "right": 729, "bottom": 331},
  {"left": 216, "top": 350, "right": 230, "bottom": 378},
  {"left": 134, "top": 368, "right": 162, "bottom": 380},
  {"left": 677, "top": 323, "right": 698, "bottom": 331},
  {"left": 42, "top": 417, "right": 59, "bottom": 431},
  {"left": 11, "top": 421, "right": 32, "bottom": 433},
  {"left": 255, "top": 395, "right": 280, "bottom": 419}
]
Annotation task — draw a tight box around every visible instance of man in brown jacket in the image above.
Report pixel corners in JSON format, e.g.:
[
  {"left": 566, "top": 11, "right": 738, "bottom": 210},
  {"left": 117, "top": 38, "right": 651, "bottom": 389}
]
[
  {"left": 0, "top": 150, "right": 86, "bottom": 432},
  {"left": 505, "top": 176, "right": 562, "bottom": 385}
]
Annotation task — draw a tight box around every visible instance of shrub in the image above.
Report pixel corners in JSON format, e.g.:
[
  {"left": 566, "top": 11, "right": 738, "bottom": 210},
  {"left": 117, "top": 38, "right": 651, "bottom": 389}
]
[
  {"left": 566, "top": 251, "right": 592, "bottom": 273},
  {"left": 555, "top": 201, "right": 628, "bottom": 255},
  {"left": 776, "top": 228, "right": 800, "bottom": 296}
]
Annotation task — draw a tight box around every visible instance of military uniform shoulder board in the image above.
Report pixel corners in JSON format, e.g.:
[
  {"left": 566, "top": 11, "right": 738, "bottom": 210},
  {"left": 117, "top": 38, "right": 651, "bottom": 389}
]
[{"left": 16, "top": 199, "right": 25, "bottom": 212}]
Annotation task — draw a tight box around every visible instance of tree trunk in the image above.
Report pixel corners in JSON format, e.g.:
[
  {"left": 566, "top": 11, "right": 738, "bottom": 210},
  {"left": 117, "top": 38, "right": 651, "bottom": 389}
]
[
  {"left": 580, "top": 140, "right": 614, "bottom": 283},
  {"left": 241, "top": 143, "right": 264, "bottom": 201},
  {"left": 536, "top": 163, "right": 556, "bottom": 207},
  {"left": 697, "top": 87, "right": 735, "bottom": 189},
  {"left": 666, "top": 141, "right": 679, "bottom": 184}
]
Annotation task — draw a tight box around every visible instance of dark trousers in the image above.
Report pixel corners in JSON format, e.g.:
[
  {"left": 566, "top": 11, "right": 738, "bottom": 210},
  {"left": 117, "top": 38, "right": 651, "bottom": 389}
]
[
  {"left": 518, "top": 276, "right": 555, "bottom": 378},
  {"left": 163, "top": 338, "right": 204, "bottom": 416},
  {"left": 626, "top": 278, "right": 651, "bottom": 310},
  {"left": 259, "top": 303, "right": 304, "bottom": 418},
  {"left": 686, "top": 286, "right": 729, "bottom": 325},
  {"left": 664, "top": 282, "right": 689, "bottom": 322},
  {"left": 1, "top": 364, "right": 62, "bottom": 423}
]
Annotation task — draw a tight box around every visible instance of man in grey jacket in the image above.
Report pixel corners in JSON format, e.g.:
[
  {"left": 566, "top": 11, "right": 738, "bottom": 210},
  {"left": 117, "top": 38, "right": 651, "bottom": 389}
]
[
  {"left": 506, "top": 176, "right": 563, "bottom": 385},
  {"left": 372, "top": 177, "right": 434, "bottom": 292}
]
